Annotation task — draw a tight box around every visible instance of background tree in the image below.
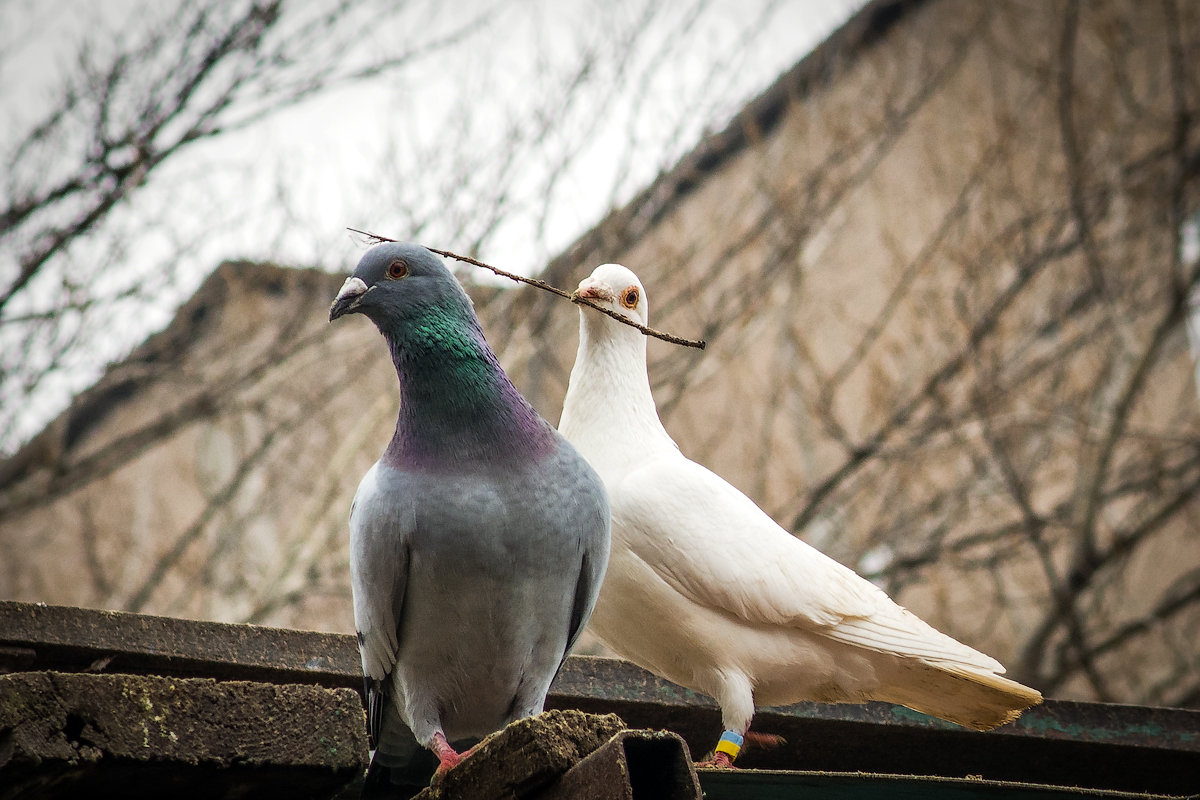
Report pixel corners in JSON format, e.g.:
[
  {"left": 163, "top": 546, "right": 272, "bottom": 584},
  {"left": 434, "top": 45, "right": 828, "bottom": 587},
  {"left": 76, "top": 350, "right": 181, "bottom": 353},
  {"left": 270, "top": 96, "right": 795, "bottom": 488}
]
[{"left": 0, "top": 0, "right": 855, "bottom": 452}]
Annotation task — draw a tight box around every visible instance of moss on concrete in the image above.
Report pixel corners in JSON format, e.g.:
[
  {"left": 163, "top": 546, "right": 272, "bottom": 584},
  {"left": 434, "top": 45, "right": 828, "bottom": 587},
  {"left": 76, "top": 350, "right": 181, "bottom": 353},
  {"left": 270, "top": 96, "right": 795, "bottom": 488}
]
[
  {"left": 415, "top": 709, "right": 626, "bottom": 800},
  {"left": 0, "top": 671, "right": 367, "bottom": 799}
]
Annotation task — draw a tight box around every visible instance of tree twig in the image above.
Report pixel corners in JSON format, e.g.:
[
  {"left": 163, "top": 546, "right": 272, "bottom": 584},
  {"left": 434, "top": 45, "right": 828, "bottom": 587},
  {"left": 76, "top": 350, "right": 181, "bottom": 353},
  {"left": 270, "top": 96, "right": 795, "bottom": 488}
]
[{"left": 346, "top": 227, "right": 706, "bottom": 349}]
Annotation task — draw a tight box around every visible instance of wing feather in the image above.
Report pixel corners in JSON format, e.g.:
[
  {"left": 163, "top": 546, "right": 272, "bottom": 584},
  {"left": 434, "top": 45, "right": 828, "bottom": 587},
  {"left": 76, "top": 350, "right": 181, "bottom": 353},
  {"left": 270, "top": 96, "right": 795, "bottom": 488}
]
[
  {"left": 614, "top": 455, "right": 1004, "bottom": 674},
  {"left": 349, "top": 461, "right": 416, "bottom": 742}
]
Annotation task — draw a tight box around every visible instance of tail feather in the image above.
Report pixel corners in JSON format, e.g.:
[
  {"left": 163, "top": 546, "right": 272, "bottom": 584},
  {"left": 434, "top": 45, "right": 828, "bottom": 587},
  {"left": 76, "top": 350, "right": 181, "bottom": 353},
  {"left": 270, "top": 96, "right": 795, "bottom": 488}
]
[
  {"left": 880, "top": 659, "right": 1043, "bottom": 731},
  {"left": 361, "top": 718, "right": 437, "bottom": 799},
  {"left": 361, "top": 699, "right": 482, "bottom": 798}
]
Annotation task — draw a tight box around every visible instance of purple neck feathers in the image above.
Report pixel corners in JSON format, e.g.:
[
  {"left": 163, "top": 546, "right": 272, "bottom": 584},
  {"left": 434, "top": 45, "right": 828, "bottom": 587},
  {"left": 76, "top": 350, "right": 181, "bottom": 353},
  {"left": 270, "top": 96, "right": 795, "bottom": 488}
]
[{"left": 379, "top": 308, "right": 556, "bottom": 472}]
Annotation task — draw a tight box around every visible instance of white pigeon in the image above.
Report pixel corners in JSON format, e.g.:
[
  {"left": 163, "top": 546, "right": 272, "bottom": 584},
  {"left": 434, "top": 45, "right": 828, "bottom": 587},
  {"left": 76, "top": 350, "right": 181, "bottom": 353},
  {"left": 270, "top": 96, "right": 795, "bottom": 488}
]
[{"left": 558, "top": 263, "right": 1042, "bottom": 767}]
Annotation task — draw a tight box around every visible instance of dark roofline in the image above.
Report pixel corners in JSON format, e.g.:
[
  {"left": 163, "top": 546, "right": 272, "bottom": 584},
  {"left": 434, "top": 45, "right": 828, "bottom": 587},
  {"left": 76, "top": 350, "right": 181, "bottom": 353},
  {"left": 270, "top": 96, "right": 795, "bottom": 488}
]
[{"left": 541, "top": 0, "right": 929, "bottom": 282}]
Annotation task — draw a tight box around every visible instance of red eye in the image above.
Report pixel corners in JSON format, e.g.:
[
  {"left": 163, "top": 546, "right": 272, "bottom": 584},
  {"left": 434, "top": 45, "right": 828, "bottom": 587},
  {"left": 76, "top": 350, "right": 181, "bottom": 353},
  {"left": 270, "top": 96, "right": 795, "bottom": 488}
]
[
  {"left": 387, "top": 259, "right": 409, "bottom": 279},
  {"left": 620, "top": 286, "right": 639, "bottom": 309}
]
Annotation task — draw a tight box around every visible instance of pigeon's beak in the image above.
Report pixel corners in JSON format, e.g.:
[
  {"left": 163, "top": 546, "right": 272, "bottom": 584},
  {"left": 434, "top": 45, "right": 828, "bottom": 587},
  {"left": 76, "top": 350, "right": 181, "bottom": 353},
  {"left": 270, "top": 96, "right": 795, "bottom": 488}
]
[
  {"left": 571, "top": 281, "right": 614, "bottom": 304},
  {"left": 330, "top": 276, "right": 369, "bottom": 321}
]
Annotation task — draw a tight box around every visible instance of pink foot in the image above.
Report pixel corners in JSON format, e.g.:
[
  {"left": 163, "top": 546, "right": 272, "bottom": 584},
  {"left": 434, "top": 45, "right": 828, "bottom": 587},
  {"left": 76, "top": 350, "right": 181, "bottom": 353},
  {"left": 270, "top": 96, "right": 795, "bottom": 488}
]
[
  {"left": 430, "top": 732, "right": 464, "bottom": 782},
  {"left": 695, "top": 751, "right": 736, "bottom": 769}
]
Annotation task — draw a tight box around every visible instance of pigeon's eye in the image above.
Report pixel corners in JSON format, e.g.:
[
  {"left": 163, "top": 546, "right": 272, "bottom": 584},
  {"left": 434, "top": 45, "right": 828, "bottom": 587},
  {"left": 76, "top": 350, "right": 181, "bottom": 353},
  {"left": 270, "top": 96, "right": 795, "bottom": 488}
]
[
  {"left": 620, "top": 287, "right": 639, "bottom": 309},
  {"left": 387, "top": 259, "right": 409, "bottom": 280}
]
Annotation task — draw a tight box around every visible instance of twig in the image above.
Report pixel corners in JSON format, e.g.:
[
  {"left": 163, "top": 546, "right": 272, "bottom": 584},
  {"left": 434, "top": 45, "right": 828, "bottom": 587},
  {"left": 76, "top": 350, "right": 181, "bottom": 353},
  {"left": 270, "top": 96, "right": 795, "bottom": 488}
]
[
  {"left": 569, "top": 292, "right": 706, "bottom": 349},
  {"left": 346, "top": 227, "right": 706, "bottom": 350}
]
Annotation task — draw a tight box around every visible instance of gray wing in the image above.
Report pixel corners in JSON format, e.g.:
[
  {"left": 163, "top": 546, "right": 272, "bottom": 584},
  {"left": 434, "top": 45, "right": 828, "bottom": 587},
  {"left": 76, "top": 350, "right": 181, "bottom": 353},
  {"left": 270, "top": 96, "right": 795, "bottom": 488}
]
[
  {"left": 556, "top": 442, "right": 611, "bottom": 663},
  {"left": 349, "top": 461, "right": 415, "bottom": 747},
  {"left": 564, "top": 549, "right": 603, "bottom": 657}
]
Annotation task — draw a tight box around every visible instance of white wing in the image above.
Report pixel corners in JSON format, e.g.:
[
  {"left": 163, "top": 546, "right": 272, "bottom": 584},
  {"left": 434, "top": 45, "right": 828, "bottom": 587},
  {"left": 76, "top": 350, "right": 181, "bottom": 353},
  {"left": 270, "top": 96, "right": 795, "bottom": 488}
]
[{"left": 613, "top": 454, "right": 1005, "bottom": 673}]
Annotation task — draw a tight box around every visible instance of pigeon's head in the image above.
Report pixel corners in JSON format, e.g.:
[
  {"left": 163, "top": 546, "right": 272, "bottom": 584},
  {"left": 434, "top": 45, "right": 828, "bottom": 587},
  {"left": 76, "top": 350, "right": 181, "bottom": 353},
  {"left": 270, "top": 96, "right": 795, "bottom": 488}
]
[
  {"left": 571, "top": 263, "right": 648, "bottom": 326},
  {"left": 329, "top": 242, "right": 470, "bottom": 327}
]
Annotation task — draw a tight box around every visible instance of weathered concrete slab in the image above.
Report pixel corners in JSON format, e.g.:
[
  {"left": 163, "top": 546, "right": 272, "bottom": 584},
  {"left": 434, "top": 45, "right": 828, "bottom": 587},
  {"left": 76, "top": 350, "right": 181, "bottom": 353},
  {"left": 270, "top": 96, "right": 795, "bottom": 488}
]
[
  {"left": 0, "top": 600, "right": 358, "bottom": 690},
  {"left": 0, "top": 671, "right": 367, "bottom": 800},
  {"left": 401, "top": 710, "right": 700, "bottom": 800},
  {"left": 412, "top": 710, "right": 625, "bottom": 800}
]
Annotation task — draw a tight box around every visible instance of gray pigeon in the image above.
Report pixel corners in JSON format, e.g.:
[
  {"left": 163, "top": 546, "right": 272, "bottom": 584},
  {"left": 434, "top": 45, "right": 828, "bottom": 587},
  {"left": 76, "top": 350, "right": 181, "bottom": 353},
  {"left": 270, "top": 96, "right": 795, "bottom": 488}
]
[{"left": 329, "top": 242, "right": 610, "bottom": 793}]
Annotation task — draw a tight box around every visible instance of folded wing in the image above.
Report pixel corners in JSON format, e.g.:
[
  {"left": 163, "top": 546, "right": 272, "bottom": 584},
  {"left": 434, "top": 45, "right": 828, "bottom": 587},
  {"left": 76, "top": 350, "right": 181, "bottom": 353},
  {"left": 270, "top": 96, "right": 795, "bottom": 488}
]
[{"left": 614, "top": 455, "right": 1005, "bottom": 675}]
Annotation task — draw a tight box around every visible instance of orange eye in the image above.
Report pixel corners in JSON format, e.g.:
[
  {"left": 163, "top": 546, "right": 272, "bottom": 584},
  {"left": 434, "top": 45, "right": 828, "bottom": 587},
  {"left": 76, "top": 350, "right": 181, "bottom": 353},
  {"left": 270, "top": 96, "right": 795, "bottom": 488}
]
[
  {"left": 620, "top": 286, "right": 639, "bottom": 309},
  {"left": 387, "top": 259, "right": 409, "bottom": 279}
]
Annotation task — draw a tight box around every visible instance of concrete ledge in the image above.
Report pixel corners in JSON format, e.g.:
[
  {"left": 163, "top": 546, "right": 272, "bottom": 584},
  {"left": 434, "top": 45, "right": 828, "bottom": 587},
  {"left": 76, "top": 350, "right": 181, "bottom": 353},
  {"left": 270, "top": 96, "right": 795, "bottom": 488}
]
[
  {"left": 3, "top": 602, "right": 1200, "bottom": 797},
  {"left": 410, "top": 710, "right": 702, "bottom": 800},
  {"left": 0, "top": 601, "right": 357, "bottom": 690},
  {"left": 0, "top": 671, "right": 367, "bottom": 800},
  {"left": 414, "top": 710, "right": 625, "bottom": 799}
]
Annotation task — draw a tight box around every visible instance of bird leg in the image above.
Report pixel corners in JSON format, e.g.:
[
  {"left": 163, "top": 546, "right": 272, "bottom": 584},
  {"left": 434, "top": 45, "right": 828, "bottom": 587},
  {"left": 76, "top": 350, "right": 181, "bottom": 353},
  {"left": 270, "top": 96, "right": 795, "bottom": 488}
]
[
  {"left": 430, "top": 732, "right": 464, "bottom": 781},
  {"left": 695, "top": 729, "right": 745, "bottom": 769}
]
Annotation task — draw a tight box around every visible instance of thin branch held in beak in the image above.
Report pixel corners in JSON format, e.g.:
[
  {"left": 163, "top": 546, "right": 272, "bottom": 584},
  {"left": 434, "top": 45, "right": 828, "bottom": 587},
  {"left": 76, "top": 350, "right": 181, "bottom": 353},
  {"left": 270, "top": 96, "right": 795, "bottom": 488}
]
[
  {"left": 568, "top": 289, "right": 705, "bottom": 349},
  {"left": 346, "top": 227, "right": 706, "bottom": 350}
]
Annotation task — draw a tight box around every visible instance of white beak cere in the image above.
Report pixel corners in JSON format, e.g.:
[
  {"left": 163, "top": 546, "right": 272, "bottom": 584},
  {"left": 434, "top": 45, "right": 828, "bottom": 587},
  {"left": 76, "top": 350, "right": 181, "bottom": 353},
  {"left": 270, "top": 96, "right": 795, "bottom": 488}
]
[
  {"left": 330, "top": 276, "right": 370, "bottom": 321},
  {"left": 572, "top": 279, "right": 615, "bottom": 303},
  {"left": 336, "top": 276, "right": 368, "bottom": 302}
]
